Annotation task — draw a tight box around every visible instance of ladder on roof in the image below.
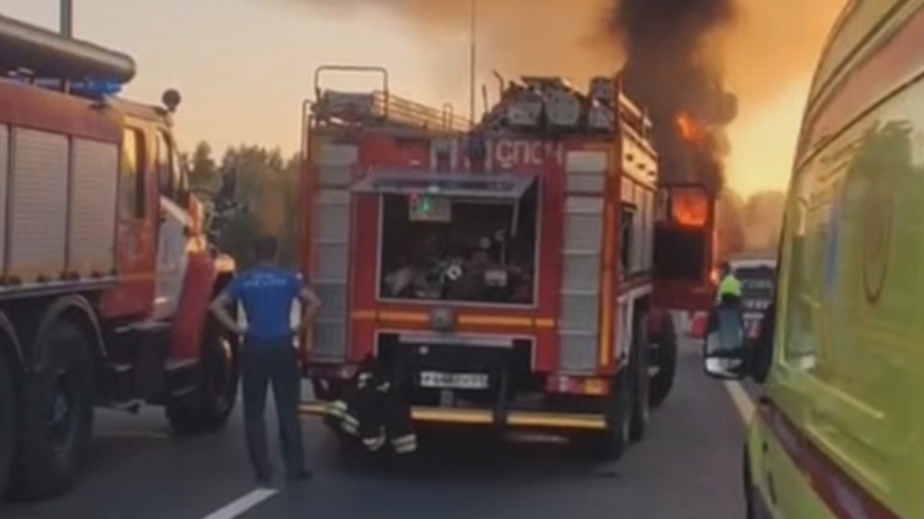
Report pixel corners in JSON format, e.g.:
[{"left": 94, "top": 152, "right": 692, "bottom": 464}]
[{"left": 309, "top": 65, "right": 470, "bottom": 132}]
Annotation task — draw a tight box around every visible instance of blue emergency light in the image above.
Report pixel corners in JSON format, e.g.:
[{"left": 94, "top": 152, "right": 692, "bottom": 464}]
[
  {"left": 6, "top": 74, "right": 123, "bottom": 99},
  {"left": 69, "top": 79, "right": 123, "bottom": 99}
]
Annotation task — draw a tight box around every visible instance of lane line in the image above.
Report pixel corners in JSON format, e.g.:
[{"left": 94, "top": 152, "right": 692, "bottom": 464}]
[
  {"left": 724, "top": 381, "right": 756, "bottom": 422},
  {"left": 199, "top": 488, "right": 278, "bottom": 519}
]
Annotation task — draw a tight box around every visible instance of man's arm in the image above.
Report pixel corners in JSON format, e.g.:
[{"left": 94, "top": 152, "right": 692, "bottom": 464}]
[
  {"left": 210, "top": 288, "right": 245, "bottom": 335},
  {"left": 294, "top": 283, "right": 322, "bottom": 333}
]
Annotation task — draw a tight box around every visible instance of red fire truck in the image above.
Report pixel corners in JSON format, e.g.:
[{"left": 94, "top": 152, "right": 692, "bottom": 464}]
[
  {"left": 298, "top": 66, "right": 715, "bottom": 459},
  {"left": 0, "top": 16, "right": 238, "bottom": 501}
]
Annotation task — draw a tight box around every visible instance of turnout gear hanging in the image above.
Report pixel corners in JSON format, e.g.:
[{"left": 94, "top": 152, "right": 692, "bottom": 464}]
[{"left": 323, "top": 357, "right": 417, "bottom": 455}]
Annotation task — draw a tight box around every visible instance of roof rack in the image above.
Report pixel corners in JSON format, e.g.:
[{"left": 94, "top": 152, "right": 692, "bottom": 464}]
[
  {"left": 477, "top": 73, "right": 654, "bottom": 142},
  {"left": 0, "top": 14, "right": 135, "bottom": 83},
  {"left": 310, "top": 65, "right": 470, "bottom": 132}
]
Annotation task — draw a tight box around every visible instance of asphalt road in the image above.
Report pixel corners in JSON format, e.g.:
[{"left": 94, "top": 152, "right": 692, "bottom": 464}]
[{"left": 2, "top": 342, "right": 753, "bottom": 519}]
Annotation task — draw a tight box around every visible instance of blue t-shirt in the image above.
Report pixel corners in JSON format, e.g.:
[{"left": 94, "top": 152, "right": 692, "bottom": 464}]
[{"left": 224, "top": 266, "right": 303, "bottom": 341}]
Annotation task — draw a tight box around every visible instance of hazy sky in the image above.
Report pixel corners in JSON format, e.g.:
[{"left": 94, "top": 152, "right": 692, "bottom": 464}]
[{"left": 4, "top": 0, "right": 824, "bottom": 195}]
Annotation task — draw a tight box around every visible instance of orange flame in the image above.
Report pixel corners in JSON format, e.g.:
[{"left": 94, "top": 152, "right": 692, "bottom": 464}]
[
  {"left": 670, "top": 188, "right": 709, "bottom": 227},
  {"left": 676, "top": 112, "right": 704, "bottom": 143}
]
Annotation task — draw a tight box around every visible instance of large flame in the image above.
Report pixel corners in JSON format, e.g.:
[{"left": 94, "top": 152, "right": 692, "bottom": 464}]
[{"left": 670, "top": 188, "right": 709, "bottom": 227}]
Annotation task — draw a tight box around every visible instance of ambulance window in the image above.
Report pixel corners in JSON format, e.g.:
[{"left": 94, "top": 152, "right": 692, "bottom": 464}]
[
  {"left": 119, "top": 128, "right": 146, "bottom": 219},
  {"left": 780, "top": 181, "right": 818, "bottom": 367}
]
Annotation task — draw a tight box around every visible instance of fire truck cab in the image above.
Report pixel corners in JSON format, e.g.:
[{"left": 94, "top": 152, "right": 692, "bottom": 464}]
[
  {"left": 0, "top": 15, "right": 239, "bottom": 501},
  {"left": 299, "top": 66, "right": 712, "bottom": 460}
]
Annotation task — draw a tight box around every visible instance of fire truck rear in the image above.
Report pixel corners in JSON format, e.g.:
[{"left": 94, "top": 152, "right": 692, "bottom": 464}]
[
  {"left": 298, "top": 66, "right": 714, "bottom": 460},
  {"left": 0, "top": 17, "right": 239, "bottom": 501}
]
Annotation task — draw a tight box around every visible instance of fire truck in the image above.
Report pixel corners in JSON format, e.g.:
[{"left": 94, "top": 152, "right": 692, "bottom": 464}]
[
  {"left": 298, "top": 65, "right": 715, "bottom": 459},
  {"left": 0, "top": 16, "right": 239, "bottom": 500}
]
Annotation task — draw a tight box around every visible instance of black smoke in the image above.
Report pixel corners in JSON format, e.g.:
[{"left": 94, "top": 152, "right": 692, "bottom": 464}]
[{"left": 610, "top": 0, "right": 738, "bottom": 193}]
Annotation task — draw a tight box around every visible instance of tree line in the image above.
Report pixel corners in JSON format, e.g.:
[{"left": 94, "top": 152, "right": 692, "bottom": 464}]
[
  {"left": 181, "top": 139, "right": 787, "bottom": 269},
  {"left": 181, "top": 141, "right": 300, "bottom": 269}
]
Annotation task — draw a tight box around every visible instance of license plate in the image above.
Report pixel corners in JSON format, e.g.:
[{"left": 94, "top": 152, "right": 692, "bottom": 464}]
[{"left": 419, "top": 371, "right": 489, "bottom": 389}]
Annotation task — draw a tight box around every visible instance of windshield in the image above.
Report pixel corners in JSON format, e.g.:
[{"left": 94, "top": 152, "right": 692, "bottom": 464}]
[{"left": 377, "top": 185, "right": 539, "bottom": 306}]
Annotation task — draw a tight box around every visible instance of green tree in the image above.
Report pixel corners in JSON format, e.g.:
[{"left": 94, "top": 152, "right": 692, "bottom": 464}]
[
  {"left": 207, "top": 144, "right": 301, "bottom": 269},
  {"left": 188, "top": 141, "right": 218, "bottom": 191}
]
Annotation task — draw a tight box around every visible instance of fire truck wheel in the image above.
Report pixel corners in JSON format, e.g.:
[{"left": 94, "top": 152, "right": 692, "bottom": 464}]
[
  {"left": 166, "top": 318, "right": 240, "bottom": 434},
  {"left": 0, "top": 352, "right": 15, "bottom": 499},
  {"left": 629, "top": 318, "right": 651, "bottom": 442},
  {"left": 649, "top": 315, "right": 677, "bottom": 409},
  {"left": 571, "top": 370, "right": 632, "bottom": 461},
  {"left": 12, "top": 321, "right": 94, "bottom": 501}
]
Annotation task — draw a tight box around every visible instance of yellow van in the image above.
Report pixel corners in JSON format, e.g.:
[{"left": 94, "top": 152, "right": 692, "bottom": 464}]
[{"left": 703, "top": 1, "right": 924, "bottom": 517}]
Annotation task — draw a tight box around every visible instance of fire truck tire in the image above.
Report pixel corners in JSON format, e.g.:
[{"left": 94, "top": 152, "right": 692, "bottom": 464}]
[
  {"left": 166, "top": 318, "right": 239, "bottom": 434},
  {"left": 12, "top": 321, "right": 94, "bottom": 501},
  {"left": 629, "top": 316, "right": 651, "bottom": 442},
  {"left": 571, "top": 370, "right": 632, "bottom": 461},
  {"left": 0, "top": 352, "right": 15, "bottom": 500},
  {"left": 649, "top": 315, "right": 677, "bottom": 409}
]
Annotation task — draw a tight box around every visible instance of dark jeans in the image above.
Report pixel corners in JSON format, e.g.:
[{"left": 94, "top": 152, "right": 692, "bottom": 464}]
[{"left": 241, "top": 337, "right": 306, "bottom": 480}]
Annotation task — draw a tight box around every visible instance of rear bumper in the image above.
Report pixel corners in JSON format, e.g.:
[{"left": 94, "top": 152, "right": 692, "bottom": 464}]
[{"left": 299, "top": 401, "right": 606, "bottom": 430}]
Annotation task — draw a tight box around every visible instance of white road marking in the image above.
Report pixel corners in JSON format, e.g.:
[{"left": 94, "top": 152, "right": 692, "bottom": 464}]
[
  {"left": 199, "top": 488, "right": 278, "bottom": 519},
  {"left": 724, "top": 380, "right": 756, "bottom": 422}
]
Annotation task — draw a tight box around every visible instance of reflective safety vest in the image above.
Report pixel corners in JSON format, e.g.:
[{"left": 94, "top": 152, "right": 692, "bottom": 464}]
[{"left": 716, "top": 274, "right": 742, "bottom": 301}]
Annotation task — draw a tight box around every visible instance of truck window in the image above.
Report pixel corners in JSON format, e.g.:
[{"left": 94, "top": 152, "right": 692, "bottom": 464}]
[
  {"left": 620, "top": 205, "right": 636, "bottom": 279},
  {"left": 154, "top": 130, "right": 184, "bottom": 204},
  {"left": 119, "top": 128, "right": 146, "bottom": 219},
  {"left": 653, "top": 228, "right": 707, "bottom": 280},
  {"left": 377, "top": 184, "right": 539, "bottom": 305}
]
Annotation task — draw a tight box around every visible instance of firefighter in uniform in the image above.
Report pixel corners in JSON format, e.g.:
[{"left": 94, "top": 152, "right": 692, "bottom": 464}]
[{"left": 324, "top": 356, "right": 417, "bottom": 455}]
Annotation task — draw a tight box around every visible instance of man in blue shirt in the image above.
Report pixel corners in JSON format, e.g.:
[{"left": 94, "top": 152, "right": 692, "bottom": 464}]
[{"left": 210, "top": 235, "right": 321, "bottom": 486}]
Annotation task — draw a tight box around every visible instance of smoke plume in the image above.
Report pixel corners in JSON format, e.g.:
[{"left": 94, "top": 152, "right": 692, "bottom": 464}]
[{"left": 607, "top": 0, "right": 737, "bottom": 194}]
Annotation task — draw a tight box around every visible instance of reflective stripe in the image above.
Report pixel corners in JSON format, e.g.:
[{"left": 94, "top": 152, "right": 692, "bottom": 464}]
[
  {"left": 760, "top": 400, "right": 900, "bottom": 519},
  {"left": 391, "top": 434, "right": 418, "bottom": 454},
  {"left": 341, "top": 421, "right": 358, "bottom": 435},
  {"left": 362, "top": 434, "right": 386, "bottom": 451}
]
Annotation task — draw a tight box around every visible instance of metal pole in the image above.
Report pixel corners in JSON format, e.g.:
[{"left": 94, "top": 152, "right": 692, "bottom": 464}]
[
  {"left": 60, "top": 0, "right": 73, "bottom": 37},
  {"left": 468, "top": 0, "right": 476, "bottom": 125}
]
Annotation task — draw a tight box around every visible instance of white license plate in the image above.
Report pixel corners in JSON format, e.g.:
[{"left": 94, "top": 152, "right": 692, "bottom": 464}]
[{"left": 419, "top": 371, "right": 489, "bottom": 389}]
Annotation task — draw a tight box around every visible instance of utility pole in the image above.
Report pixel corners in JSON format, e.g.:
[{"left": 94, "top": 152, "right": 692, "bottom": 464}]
[
  {"left": 60, "top": 0, "right": 73, "bottom": 37},
  {"left": 468, "top": 0, "right": 477, "bottom": 125}
]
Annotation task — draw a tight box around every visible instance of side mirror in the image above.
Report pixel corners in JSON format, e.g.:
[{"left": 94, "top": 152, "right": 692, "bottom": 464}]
[{"left": 702, "top": 307, "right": 747, "bottom": 380}]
